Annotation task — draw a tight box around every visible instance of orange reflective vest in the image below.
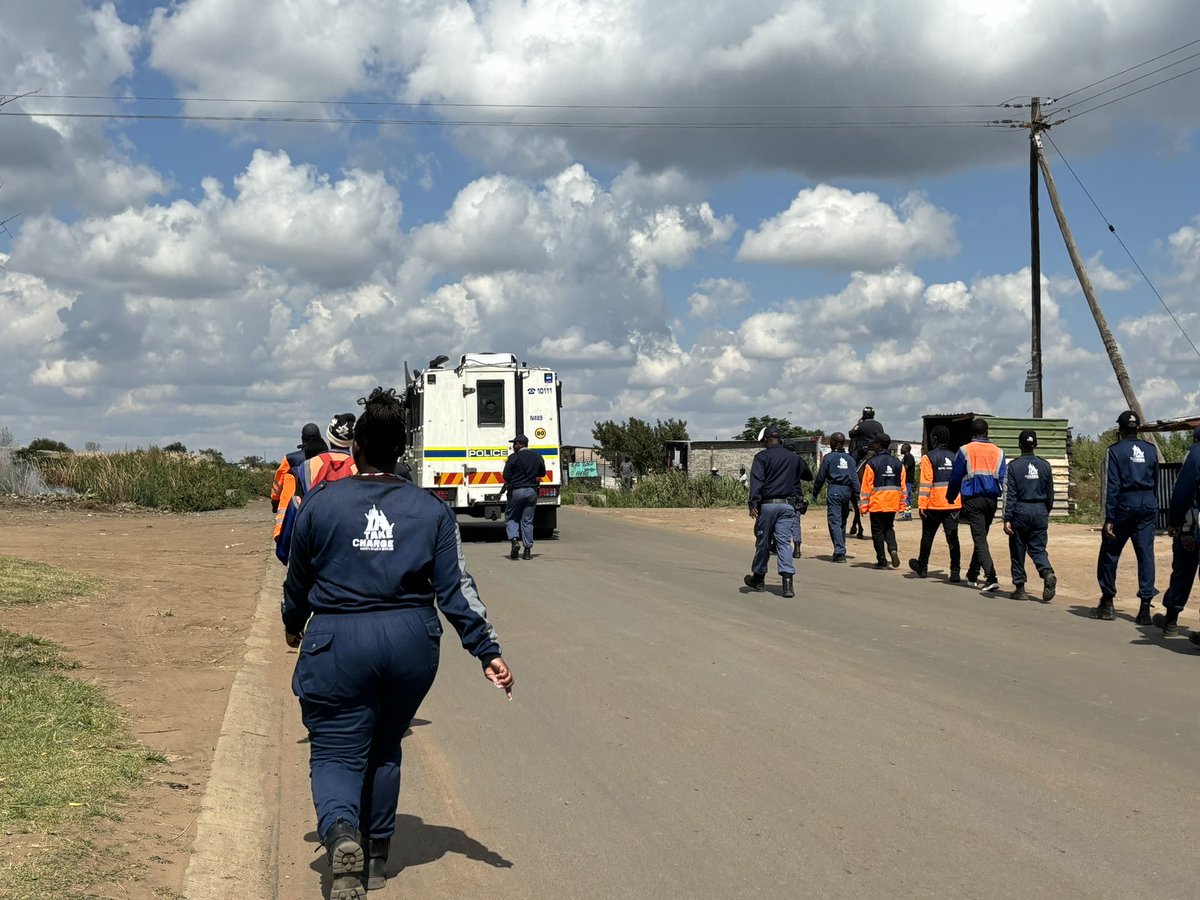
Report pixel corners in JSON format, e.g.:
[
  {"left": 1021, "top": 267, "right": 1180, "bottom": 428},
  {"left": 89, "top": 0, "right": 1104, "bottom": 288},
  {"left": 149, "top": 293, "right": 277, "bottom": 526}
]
[
  {"left": 859, "top": 452, "right": 907, "bottom": 514},
  {"left": 918, "top": 447, "right": 960, "bottom": 511},
  {"left": 273, "top": 451, "right": 357, "bottom": 563}
]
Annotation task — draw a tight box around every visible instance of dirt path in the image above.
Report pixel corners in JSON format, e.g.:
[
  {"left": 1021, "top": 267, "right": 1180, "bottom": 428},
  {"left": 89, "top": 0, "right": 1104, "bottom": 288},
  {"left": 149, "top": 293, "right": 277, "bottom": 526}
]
[{"left": 0, "top": 498, "right": 272, "bottom": 897}]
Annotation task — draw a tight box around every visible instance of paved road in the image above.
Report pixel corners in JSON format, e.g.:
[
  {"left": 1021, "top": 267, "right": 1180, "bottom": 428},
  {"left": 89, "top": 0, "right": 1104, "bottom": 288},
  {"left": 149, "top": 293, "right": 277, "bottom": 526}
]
[{"left": 272, "top": 509, "right": 1200, "bottom": 899}]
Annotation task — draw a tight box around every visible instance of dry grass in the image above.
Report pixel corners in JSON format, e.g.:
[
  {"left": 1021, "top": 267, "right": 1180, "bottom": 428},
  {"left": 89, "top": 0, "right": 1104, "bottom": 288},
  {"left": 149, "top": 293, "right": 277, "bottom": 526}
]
[{"left": 0, "top": 555, "right": 99, "bottom": 607}]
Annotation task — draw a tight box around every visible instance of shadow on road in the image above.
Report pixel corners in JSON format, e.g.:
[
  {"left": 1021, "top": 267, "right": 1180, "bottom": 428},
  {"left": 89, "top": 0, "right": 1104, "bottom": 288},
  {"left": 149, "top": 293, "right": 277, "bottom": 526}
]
[{"left": 306, "top": 814, "right": 512, "bottom": 896}]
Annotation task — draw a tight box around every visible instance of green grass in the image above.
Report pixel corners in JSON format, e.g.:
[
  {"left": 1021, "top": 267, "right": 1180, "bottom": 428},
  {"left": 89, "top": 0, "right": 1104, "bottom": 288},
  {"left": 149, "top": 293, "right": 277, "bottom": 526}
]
[
  {"left": 0, "top": 556, "right": 99, "bottom": 607},
  {"left": 35, "top": 449, "right": 274, "bottom": 512},
  {"left": 0, "top": 630, "right": 160, "bottom": 896},
  {"left": 563, "top": 471, "right": 750, "bottom": 508}
]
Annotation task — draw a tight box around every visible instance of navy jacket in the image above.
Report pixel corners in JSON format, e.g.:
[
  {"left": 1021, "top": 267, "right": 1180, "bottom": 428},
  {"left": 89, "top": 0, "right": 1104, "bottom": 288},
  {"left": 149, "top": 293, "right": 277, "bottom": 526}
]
[
  {"left": 1167, "top": 441, "right": 1200, "bottom": 528},
  {"left": 282, "top": 475, "right": 501, "bottom": 661},
  {"left": 503, "top": 448, "right": 547, "bottom": 491},
  {"left": 813, "top": 451, "right": 860, "bottom": 498},
  {"left": 849, "top": 418, "right": 884, "bottom": 459},
  {"left": 1003, "top": 453, "right": 1055, "bottom": 518},
  {"left": 749, "top": 445, "right": 800, "bottom": 511},
  {"left": 1104, "top": 438, "right": 1159, "bottom": 521}
]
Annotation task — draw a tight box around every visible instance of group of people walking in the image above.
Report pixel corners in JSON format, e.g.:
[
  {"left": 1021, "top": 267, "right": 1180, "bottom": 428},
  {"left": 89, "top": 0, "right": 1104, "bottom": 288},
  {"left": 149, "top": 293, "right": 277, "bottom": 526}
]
[
  {"left": 270, "top": 391, "right": 517, "bottom": 899},
  {"left": 746, "top": 407, "right": 1200, "bottom": 642}
]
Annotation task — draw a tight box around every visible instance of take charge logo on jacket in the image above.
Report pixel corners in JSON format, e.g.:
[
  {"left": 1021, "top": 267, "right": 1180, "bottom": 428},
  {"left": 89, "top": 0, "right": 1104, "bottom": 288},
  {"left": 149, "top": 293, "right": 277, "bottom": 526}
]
[{"left": 354, "top": 505, "right": 395, "bottom": 551}]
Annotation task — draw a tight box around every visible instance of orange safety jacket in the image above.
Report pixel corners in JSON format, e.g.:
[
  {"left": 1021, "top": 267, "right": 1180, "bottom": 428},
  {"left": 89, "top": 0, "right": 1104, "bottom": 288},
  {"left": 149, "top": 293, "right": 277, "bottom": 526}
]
[
  {"left": 273, "top": 450, "right": 357, "bottom": 562},
  {"left": 859, "top": 452, "right": 907, "bottom": 514},
  {"left": 270, "top": 453, "right": 301, "bottom": 512},
  {"left": 917, "top": 447, "right": 961, "bottom": 511}
]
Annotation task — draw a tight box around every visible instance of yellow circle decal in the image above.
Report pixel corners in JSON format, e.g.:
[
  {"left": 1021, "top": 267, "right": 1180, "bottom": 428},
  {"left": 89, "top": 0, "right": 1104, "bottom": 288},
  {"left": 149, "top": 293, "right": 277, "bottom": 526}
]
[{"left": 534, "top": 428, "right": 547, "bottom": 440}]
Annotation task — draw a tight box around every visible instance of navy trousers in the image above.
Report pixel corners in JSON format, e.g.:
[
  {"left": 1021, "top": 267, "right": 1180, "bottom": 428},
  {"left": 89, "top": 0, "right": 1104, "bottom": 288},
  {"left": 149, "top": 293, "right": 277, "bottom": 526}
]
[
  {"left": 962, "top": 495, "right": 999, "bottom": 583},
  {"left": 1008, "top": 503, "right": 1052, "bottom": 586},
  {"left": 505, "top": 487, "right": 538, "bottom": 548},
  {"left": 752, "top": 503, "right": 797, "bottom": 576},
  {"left": 1163, "top": 531, "right": 1199, "bottom": 612},
  {"left": 294, "top": 607, "right": 441, "bottom": 841},
  {"left": 916, "top": 508, "right": 961, "bottom": 571},
  {"left": 869, "top": 511, "right": 897, "bottom": 564},
  {"left": 1097, "top": 500, "right": 1157, "bottom": 601},
  {"left": 825, "top": 488, "right": 851, "bottom": 557}
]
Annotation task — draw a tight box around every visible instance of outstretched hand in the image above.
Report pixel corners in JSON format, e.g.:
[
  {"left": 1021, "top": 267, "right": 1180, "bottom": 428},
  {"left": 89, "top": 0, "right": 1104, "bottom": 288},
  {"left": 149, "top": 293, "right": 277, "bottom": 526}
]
[{"left": 484, "top": 656, "right": 514, "bottom": 700}]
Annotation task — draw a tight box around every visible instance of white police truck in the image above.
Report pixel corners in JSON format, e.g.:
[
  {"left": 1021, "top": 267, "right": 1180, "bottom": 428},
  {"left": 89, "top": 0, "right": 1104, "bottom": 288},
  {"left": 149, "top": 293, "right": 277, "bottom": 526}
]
[{"left": 402, "top": 352, "right": 562, "bottom": 538}]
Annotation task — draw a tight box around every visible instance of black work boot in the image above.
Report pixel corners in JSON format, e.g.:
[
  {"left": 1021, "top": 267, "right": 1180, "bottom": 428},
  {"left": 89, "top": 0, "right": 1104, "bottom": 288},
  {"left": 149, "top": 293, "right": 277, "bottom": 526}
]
[
  {"left": 743, "top": 573, "right": 766, "bottom": 592},
  {"left": 889, "top": 549, "right": 901, "bottom": 568},
  {"left": 908, "top": 558, "right": 927, "bottom": 577},
  {"left": 1092, "top": 596, "right": 1116, "bottom": 620},
  {"left": 1153, "top": 609, "right": 1181, "bottom": 637},
  {"left": 1136, "top": 601, "right": 1153, "bottom": 626},
  {"left": 366, "top": 838, "right": 389, "bottom": 891},
  {"left": 793, "top": 544, "right": 802, "bottom": 559},
  {"left": 948, "top": 570, "right": 961, "bottom": 584},
  {"left": 1041, "top": 570, "right": 1057, "bottom": 603},
  {"left": 509, "top": 539, "right": 520, "bottom": 560},
  {"left": 522, "top": 547, "right": 532, "bottom": 560},
  {"left": 324, "top": 819, "right": 365, "bottom": 900},
  {"left": 1011, "top": 583, "right": 1029, "bottom": 601},
  {"left": 781, "top": 574, "right": 795, "bottom": 598}
]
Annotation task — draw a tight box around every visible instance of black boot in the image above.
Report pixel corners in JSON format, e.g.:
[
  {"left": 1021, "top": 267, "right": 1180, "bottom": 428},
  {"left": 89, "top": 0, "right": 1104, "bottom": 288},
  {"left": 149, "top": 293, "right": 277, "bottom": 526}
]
[
  {"left": 324, "top": 819, "right": 365, "bottom": 900},
  {"left": 522, "top": 546, "right": 532, "bottom": 560},
  {"left": 1041, "top": 570, "right": 1057, "bottom": 603},
  {"left": 948, "top": 569, "right": 961, "bottom": 584},
  {"left": 1153, "top": 609, "right": 1181, "bottom": 637},
  {"left": 366, "top": 838, "right": 389, "bottom": 891},
  {"left": 1092, "top": 596, "right": 1115, "bottom": 620},
  {"left": 509, "top": 539, "right": 520, "bottom": 560},
  {"left": 792, "top": 544, "right": 802, "bottom": 559},
  {"left": 743, "top": 573, "right": 765, "bottom": 592},
  {"left": 1136, "top": 601, "right": 1153, "bottom": 626},
  {"left": 908, "top": 558, "right": 927, "bottom": 577},
  {"left": 781, "top": 574, "right": 795, "bottom": 598},
  {"left": 1010, "top": 584, "right": 1029, "bottom": 601}
]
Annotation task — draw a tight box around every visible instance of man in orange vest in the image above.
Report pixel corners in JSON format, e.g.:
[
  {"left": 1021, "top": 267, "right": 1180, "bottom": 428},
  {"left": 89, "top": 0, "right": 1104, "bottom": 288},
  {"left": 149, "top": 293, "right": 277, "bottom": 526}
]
[
  {"left": 859, "top": 433, "right": 906, "bottom": 569},
  {"left": 908, "top": 425, "right": 962, "bottom": 581},
  {"left": 945, "top": 418, "right": 1007, "bottom": 593},
  {"left": 275, "top": 413, "right": 358, "bottom": 564}
]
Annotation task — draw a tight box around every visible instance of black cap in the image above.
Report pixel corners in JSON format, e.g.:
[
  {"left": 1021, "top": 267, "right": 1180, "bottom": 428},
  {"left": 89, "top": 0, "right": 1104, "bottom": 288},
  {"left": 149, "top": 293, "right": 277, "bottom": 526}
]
[
  {"left": 511, "top": 434, "right": 530, "bottom": 445},
  {"left": 297, "top": 422, "right": 321, "bottom": 448},
  {"left": 327, "top": 413, "right": 356, "bottom": 448},
  {"left": 1019, "top": 429, "right": 1037, "bottom": 449},
  {"left": 874, "top": 432, "right": 891, "bottom": 447},
  {"left": 782, "top": 438, "right": 797, "bottom": 452},
  {"left": 1116, "top": 410, "right": 1140, "bottom": 430},
  {"left": 759, "top": 424, "right": 782, "bottom": 441}
]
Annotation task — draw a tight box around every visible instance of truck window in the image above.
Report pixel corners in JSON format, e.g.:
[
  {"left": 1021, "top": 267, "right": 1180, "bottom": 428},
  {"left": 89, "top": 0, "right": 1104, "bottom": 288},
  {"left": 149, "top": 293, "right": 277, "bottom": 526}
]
[{"left": 477, "top": 380, "right": 505, "bottom": 427}]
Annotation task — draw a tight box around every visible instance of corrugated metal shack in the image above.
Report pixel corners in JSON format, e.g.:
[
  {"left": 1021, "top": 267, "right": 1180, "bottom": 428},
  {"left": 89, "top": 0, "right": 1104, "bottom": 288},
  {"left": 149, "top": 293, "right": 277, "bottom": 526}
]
[{"left": 921, "top": 413, "right": 1072, "bottom": 516}]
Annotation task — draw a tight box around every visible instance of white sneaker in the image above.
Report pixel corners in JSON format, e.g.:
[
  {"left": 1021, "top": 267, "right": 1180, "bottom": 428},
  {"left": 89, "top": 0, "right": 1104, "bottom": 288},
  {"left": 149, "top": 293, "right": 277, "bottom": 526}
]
[{"left": 979, "top": 581, "right": 1000, "bottom": 593}]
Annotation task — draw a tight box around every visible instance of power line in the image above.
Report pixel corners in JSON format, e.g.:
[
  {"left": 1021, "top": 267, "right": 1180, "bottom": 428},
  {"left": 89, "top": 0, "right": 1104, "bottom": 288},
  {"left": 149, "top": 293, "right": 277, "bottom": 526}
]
[
  {"left": 0, "top": 109, "right": 1014, "bottom": 130},
  {"left": 1053, "top": 62, "right": 1200, "bottom": 124},
  {"left": 1, "top": 90, "right": 1006, "bottom": 112},
  {"left": 1051, "top": 49, "right": 1200, "bottom": 114},
  {"left": 1052, "top": 36, "right": 1200, "bottom": 103},
  {"left": 1043, "top": 131, "right": 1200, "bottom": 363}
]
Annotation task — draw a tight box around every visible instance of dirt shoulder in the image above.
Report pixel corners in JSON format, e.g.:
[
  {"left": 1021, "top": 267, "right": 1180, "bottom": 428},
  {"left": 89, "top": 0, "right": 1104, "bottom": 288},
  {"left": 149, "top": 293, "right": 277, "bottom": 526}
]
[
  {"left": 585, "top": 506, "right": 1177, "bottom": 617},
  {"left": 0, "top": 497, "right": 274, "bottom": 898}
]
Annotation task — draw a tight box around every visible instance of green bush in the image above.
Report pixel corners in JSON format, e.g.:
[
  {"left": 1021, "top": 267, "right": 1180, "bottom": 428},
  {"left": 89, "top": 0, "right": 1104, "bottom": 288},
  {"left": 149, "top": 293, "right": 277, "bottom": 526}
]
[
  {"left": 563, "top": 471, "right": 749, "bottom": 508},
  {"left": 34, "top": 449, "right": 273, "bottom": 512}
]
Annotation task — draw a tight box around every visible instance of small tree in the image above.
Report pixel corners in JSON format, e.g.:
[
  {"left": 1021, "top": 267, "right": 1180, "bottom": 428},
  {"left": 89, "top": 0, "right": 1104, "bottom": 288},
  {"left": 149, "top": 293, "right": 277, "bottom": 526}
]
[
  {"left": 83, "top": 441, "right": 101, "bottom": 453},
  {"left": 26, "top": 437, "right": 73, "bottom": 453},
  {"left": 163, "top": 441, "right": 188, "bottom": 454},
  {"left": 734, "top": 416, "right": 822, "bottom": 441},
  {"left": 239, "top": 454, "right": 268, "bottom": 468},
  {"left": 592, "top": 417, "right": 689, "bottom": 475},
  {"left": 0, "top": 426, "right": 14, "bottom": 448},
  {"left": 198, "top": 448, "right": 227, "bottom": 465}
]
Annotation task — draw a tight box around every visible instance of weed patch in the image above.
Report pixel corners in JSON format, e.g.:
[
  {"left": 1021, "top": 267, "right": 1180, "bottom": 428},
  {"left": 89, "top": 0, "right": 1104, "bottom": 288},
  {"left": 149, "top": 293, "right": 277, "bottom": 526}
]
[{"left": 0, "top": 556, "right": 98, "bottom": 607}]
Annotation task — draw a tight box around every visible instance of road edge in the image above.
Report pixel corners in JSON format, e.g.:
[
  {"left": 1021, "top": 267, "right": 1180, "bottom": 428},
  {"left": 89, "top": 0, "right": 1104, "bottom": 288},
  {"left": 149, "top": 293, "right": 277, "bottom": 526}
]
[{"left": 181, "top": 555, "right": 285, "bottom": 900}]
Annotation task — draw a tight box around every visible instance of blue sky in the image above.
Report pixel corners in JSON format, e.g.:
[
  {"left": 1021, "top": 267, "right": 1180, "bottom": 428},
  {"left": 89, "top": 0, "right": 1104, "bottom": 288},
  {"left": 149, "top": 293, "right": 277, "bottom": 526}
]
[{"left": 3, "top": 0, "right": 1200, "bottom": 457}]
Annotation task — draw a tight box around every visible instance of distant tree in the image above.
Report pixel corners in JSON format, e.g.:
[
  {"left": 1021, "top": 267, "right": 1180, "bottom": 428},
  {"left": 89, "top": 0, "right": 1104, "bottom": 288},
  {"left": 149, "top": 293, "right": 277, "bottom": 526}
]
[
  {"left": 734, "top": 416, "right": 823, "bottom": 441},
  {"left": 163, "top": 441, "right": 188, "bottom": 454},
  {"left": 26, "top": 437, "right": 73, "bottom": 453},
  {"left": 239, "top": 454, "right": 268, "bottom": 468},
  {"left": 83, "top": 441, "right": 101, "bottom": 453},
  {"left": 0, "top": 426, "right": 13, "bottom": 448},
  {"left": 592, "top": 417, "right": 689, "bottom": 475},
  {"left": 198, "top": 448, "right": 227, "bottom": 464}
]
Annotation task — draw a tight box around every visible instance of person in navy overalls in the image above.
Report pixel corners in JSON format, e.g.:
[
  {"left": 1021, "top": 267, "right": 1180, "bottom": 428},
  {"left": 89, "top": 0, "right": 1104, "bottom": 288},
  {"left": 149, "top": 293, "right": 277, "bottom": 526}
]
[
  {"left": 744, "top": 424, "right": 801, "bottom": 598},
  {"left": 283, "top": 387, "right": 514, "bottom": 899},
  {"left": 1093, "top": 409, "right": 1159, "bottom": 623},
  {"left": 812, "top": 432, "right": 860, "bottom": 562},
  {"left": 1154, "top": 425, "right": 1200, "bottom": 637}
]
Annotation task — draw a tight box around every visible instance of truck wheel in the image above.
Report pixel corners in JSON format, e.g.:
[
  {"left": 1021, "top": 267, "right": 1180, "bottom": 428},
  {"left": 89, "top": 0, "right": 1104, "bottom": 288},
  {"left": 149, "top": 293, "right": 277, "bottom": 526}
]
[{"left": 534, "top": 507, "right": 558, "bottom": 540}]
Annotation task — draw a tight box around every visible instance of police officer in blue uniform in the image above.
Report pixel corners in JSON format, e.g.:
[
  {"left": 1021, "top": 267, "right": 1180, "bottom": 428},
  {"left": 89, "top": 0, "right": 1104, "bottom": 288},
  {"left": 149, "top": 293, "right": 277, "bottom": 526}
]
[
  {"left": 502, "top": 433, "right": 546, "bottom": 560},
  {"left": 1003, "top": 429, "right": 1057, "bottom": 602},
  {"left": 782, "top": 439, "right": 814, "bottom": 558},
  {"left": 812, "top": 432, "right": 859, "bottom": 563},
  {"left": 1154, "top": 425, "right": 1200, "bottom": 637},
  {"left": 283, "top": 387, "right": 514, "bottom": 900},
  {"left": 1093, "top": 409, "right": 1159, "bottom": 623},
  {"left": 744, "top": 424, "right": 801, "bottom": 598}
]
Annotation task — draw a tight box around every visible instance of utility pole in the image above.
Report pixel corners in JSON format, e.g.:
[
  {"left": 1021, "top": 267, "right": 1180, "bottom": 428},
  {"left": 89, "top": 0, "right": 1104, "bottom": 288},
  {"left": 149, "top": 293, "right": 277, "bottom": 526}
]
[
  {"left": 1028, "top": 97, "right": 1043, "bottom": 417},
  {"left": 1034, "top": 137, "right": 1158, "bottom": 448}
]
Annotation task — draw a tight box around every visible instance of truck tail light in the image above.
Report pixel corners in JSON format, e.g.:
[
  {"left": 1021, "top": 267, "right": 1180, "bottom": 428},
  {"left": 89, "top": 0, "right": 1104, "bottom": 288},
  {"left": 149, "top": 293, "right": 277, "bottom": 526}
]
[
  {"left": 430, "top": 488, "right": 457, "bottom": 503},
  {"left": 537, "top": 486, "right": 559, "bottom": 498}
]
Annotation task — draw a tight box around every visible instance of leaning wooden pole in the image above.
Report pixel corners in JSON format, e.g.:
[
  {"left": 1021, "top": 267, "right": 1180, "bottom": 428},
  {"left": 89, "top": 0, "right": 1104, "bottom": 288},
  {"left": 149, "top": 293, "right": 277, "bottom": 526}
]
[{"left": 1035, "top": 140, "right": 1158, "bottom": 448}]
